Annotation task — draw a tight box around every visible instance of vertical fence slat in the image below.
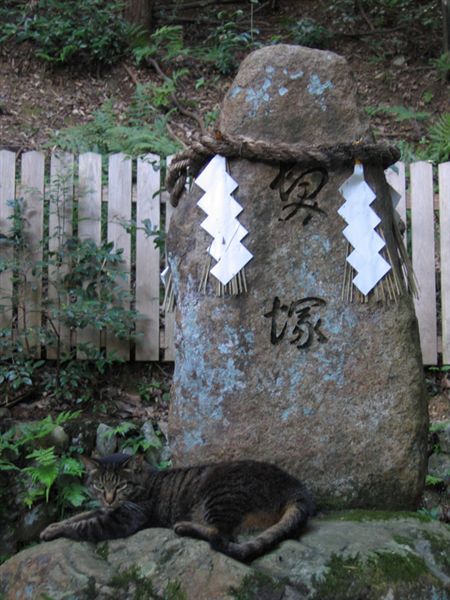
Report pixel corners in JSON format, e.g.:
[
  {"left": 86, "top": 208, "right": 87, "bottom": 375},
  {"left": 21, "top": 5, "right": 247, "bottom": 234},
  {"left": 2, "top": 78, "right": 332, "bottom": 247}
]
[
  {"left": 107, "top": 153, "right": 132, "bottom": 360},
  {"left": 163, "top": 156, "right": 176, "bottom": 362},
  {"left": 19, "top": 151, "right": 45, "bottom": 353},
  {"left": 47, "top": 152, "right": 74, "bottom": 359},
  {"left": 439, "top": 161, "right": 450, "bottom": 364},
  {"left": 410, "top": 161, "right": 437, "bottom": 365},
  {"left": 0, "top": 150, "right": 16, "bottom": 331},
  {"left": 77, "top": 152, "right": 102, "bottom": 358},
  {"left": 135, "top": 155, "right": 161, "bottom": 361}
]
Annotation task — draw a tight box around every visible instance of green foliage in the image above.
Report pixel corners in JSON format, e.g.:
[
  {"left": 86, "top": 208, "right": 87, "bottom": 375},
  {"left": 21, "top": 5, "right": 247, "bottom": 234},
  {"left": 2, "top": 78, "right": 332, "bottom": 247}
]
[
  {"left": 327, "top": 0, "right": 440, "bottom": 32},
  {"left": 429, "top": 420, "right": 450, "bottom": 433},
  {"left": 199, "top": 11, "right": 257, "bottom": 75},
  {"left": 425, "top": 474, "right": 445, "bottom": 488},
  {"left": 430, "top": 52, "right": 450, "bottom": 81},
  {"left": 0, "top": 411, "right": 89, "bottom": 510},
  {"left": 132, "top": 25, "right": 188, "bottom": 66},
  {"left": 387, "top": 113, "right": 450, "bottom": 163},
  {"left": 110, "top": 566, "right": 187, "bottom": 599},
  {"left": 104, "top": 421, "right": 163, "bottom": 456},
  {"left": 0, "top": 183, "right": 139, "bottom": 404},
  {"left": 137, "top": 378, "right": 170, "bottom": 404},
  {"left": 429, "top": 113, "right": 450, "bottom": 162},
  {"left": 0, "top": 0, "right": 139, "bottom": 67},
  {"left": 48, "top": 97, "right": 180, "bottom": 158},
  {"left": 287, "top": 18, "right": 331, "bottom": 49},
  {"left": 366, "top": 104, "right": 431, "bottom": 122}
]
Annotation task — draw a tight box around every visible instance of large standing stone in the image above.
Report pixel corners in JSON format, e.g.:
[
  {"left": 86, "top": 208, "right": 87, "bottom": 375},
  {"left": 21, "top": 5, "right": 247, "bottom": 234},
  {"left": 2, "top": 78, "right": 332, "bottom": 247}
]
[{"left": 167, "top": 45, "right": 428, "bottom": 509}]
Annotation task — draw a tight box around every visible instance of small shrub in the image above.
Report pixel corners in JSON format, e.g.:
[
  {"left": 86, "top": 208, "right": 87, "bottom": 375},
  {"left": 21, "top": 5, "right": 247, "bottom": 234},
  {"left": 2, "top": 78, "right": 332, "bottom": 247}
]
[
  {"left": 199, "top": 11, "right": 257, "bottom": 75},
  {"left": 1, "top": 0, "right": 138, "bottom": 67},
  {"left": 0, "top": 411, "right": 88, "bottom": 511},
  {"left": 429, "top": 113, "right": 450, "bottom": 162},
  {"left": 288, "top": 18, "right": 331, "bottom": 49},
  {"left": 49, "top": 97, "right": 180, "bottom": 157}
]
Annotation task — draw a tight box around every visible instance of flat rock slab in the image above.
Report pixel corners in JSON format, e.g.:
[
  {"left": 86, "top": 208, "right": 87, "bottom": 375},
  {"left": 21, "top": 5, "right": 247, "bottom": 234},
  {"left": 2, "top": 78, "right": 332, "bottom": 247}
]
[
  {"left": 168, "top": 44, "right": 427, "bottom": 509},
  {"left": 1, "top": 514, "right": 450, "bottom": 599}
]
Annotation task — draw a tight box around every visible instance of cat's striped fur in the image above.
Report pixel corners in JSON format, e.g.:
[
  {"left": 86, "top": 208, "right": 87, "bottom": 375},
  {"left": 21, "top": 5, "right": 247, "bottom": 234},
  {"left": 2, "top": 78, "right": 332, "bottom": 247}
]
[{"left": 40, "top": 453, "right": 315, "bottom": 562}]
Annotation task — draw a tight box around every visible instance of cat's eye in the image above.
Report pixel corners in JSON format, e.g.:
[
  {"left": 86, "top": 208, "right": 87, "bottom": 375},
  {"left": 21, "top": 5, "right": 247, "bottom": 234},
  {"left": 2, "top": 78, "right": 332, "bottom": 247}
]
[
  {"left": 117, "top": 483, "right": 128, "bottom": 491},
  {"left": 93, "top": 483, "right": 104, "bottom": 491}
]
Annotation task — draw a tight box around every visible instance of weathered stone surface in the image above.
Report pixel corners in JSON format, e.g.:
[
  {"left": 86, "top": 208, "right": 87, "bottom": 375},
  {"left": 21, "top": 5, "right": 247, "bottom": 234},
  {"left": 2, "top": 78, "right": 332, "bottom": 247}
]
[
  {"left": 96, "top": 423, "right": 118, "bottom": 456},
  {"left": 167, "top": 45, "right": 428, "bottom": 508},
  {"left": 218, "top": 44, "right": 368, "bottom": 146},
  {"left": 1, "top": 514, "right": 450, "bottom": 599}
]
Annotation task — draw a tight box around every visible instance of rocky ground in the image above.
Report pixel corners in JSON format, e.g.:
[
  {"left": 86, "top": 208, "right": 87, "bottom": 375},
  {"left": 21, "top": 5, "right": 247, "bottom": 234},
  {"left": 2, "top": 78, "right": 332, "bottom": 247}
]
[{"left": 2, "top": 513, "right": 450, "bottom": 599}]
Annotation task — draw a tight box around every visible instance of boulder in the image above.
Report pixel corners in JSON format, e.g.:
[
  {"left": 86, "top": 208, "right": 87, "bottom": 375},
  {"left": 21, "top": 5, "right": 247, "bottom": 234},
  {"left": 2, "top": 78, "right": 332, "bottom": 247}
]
[
  {"left": 167, "top": 45, "right": 428, "bottom": 508},
  {"left": 1, "top": 513, "right": 449, "bottom": 599}
]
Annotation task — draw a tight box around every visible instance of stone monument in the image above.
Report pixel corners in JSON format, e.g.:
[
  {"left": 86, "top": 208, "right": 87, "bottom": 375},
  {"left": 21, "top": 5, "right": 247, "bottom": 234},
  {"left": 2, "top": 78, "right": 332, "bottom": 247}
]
[{"left": 166, "top": 45, "right": 428, "bottom": 509}]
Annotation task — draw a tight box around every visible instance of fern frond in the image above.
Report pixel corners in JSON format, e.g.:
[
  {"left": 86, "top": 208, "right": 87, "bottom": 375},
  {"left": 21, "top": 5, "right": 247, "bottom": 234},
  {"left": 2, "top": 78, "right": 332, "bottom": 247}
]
[{"left": 429, "top": 113, "right": 450, "bottom": 162}]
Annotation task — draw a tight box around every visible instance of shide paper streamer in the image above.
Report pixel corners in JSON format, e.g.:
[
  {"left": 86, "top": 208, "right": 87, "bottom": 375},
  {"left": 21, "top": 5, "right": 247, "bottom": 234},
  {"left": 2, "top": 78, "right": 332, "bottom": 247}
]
[
  {"left": 196, "top": 155, "right": 253, "bottom": 294},
  {"left": 338, "top": 163, "right": 391, "bottom": 297}
]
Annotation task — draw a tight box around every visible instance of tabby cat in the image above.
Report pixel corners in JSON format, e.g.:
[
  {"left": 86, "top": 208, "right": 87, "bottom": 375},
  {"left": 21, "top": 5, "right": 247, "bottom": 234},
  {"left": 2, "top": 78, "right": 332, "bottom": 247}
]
[{"left": 40, "top": 453, "right": 315, "bottom": 562}]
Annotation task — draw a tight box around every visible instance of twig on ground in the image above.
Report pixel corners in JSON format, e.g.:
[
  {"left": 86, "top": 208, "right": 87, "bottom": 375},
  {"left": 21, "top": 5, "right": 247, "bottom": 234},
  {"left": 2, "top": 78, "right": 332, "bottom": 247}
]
[{"left": 148, "top": 57, "right": 206, "bottom": 135}]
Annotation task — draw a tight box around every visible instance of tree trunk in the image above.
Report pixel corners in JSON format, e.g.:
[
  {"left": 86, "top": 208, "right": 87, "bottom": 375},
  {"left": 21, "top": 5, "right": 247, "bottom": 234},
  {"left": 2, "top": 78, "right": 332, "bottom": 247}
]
[{"left": 123, "top": 0, "right": 153, "bottom": 31}]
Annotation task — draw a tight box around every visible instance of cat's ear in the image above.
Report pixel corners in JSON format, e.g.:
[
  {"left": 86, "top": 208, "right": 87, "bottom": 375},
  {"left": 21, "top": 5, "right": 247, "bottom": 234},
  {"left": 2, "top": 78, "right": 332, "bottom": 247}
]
[
  {"left": 123, "top": 454, "right": 145, "bottom": 473},
  {"left": 79, "top": 455, "right": 100, "bottom": 473}
]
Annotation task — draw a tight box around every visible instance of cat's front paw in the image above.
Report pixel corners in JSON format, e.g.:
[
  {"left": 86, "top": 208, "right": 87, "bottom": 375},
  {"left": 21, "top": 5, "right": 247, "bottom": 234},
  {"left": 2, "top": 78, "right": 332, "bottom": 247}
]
[
  {"left": 40, "top": 522, "right": 64, "bottom": 541},
  {"left": 173, "top": 521, "right": 193, "bottom": 537}
]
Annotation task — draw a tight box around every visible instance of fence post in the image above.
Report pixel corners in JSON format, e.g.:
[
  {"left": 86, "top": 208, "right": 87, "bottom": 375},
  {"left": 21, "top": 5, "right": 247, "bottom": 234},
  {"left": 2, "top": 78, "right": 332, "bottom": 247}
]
[
  {"left": 0, "top": 150, "right": 15, "bottom": 331},
  {"left": 135, "top": 154, "right": 161, "bottom": 361},
  {"left": 107, "top": 153, "right": 132, "bottom": 360},
  {"left": 440, "top": 161, "right": 450, "bottom": 363},
  {"left": 77, "top": 152, "right": 103, "bottom": 358},
  {"left": 410, "top": 161, "right": 438, "bottom": 365},
  {"left": 19, "top": 151, "right": 45, "bottom": 354}
]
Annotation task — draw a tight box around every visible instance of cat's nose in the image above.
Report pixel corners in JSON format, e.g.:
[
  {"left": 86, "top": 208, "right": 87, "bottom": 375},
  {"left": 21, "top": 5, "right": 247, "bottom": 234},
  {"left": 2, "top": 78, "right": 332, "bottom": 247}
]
[{"left": 104, "top": 491, "right": 116, "bottom": 505}]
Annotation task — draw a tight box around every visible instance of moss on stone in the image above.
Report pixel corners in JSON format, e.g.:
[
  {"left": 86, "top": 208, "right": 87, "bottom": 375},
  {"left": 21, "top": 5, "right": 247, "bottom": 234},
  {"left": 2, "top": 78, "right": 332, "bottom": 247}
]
[
  {"left": 321, "top": 510, "right": 432, "bottom": 523},
  {"left": 95, "top": 542, "right": 109, "bottom": 561},
  {"left": 422, "top": 530, "right": 450, "bottom": 571},
  {"left": 229, "top": 571, "right": 286, "bottom": 600},
  {"left": 109, "top": 566, "right": 186, "bottom": 600},
  {"left": 311, "top": 550, "right": 443, "bottom": 600}
]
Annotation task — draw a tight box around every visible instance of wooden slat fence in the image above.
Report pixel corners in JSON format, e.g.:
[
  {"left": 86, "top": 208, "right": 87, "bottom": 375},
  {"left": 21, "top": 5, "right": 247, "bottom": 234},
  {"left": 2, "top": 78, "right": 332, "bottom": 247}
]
[
  {"left": 0, "top": 151, "right": 449, "bottom": 365},
  {"left": 0, "top": 150, "right": 174, "bottom": 362},
  {"left": 386, "top": 160, "right": 450, "bottom": 366}
]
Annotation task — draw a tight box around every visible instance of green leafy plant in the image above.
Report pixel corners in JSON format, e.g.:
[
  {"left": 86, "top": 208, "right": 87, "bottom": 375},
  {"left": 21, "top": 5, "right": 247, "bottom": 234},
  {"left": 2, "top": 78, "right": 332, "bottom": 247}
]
[
  {"left": 430, "top": 52, "right": 450, "bottom": 81},
  {"left": 0, "top": 180, "right": 140, "bottom": 405},
  {"left": 425, "top": 474, "right": 445, "bottom": 488},
  {"left": 0, "top": 411, "right": 88, "bottom": 510},
  {"left": 287, "top": 18, "right": 331, "bottom": 48},
  {"left": 428, "top": 113, "right": 450, "bottom": 162},
  {"left": 200, "top": 10, "right": 256, "bottom": 75},
  {"left": 0, "top": 0, "right": 138, "bottom": 67},
  {"left": 103, "top": 421, "right": 163, "bottom": 456},
  {"left": 137, "top": 378, "right": 170, "bottom": 404},
  {"left": 132, "top": 25, "right": 188, "bottom": 66},
  {"left": 49, "top": 98, "right": 180, "bottom": 158},
  {"left": 366, "top": 104, "right": 431, "bottom": 122}
]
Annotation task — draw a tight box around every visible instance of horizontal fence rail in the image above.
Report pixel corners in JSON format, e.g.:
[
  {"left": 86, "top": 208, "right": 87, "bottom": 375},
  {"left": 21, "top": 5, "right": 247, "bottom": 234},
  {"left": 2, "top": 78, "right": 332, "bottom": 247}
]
[
  {"left": 0, "top": 150, "right": 175, "bottom": 362},
  {"left": 0, "top": 151, "right": 449, "bottom": 365}
]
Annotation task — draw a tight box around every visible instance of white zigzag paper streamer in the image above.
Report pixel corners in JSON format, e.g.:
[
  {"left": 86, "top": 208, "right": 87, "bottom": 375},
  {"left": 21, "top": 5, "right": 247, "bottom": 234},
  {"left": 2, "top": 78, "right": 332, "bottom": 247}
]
[
  {"left": 385, "top": 164, "right": 403, "bottom": 226},
  {"left": 338, "top": 164, "right": 391, "bottom": 296},
  {"left": 195, "top": 155, "right": 253, "bottom": 285}
]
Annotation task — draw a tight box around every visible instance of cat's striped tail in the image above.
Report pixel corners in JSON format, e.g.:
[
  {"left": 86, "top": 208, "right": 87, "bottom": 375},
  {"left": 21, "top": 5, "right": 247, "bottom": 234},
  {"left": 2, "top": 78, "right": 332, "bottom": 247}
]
[{"left": 212, "top": 501, "right": 312, "bottom": 562}]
